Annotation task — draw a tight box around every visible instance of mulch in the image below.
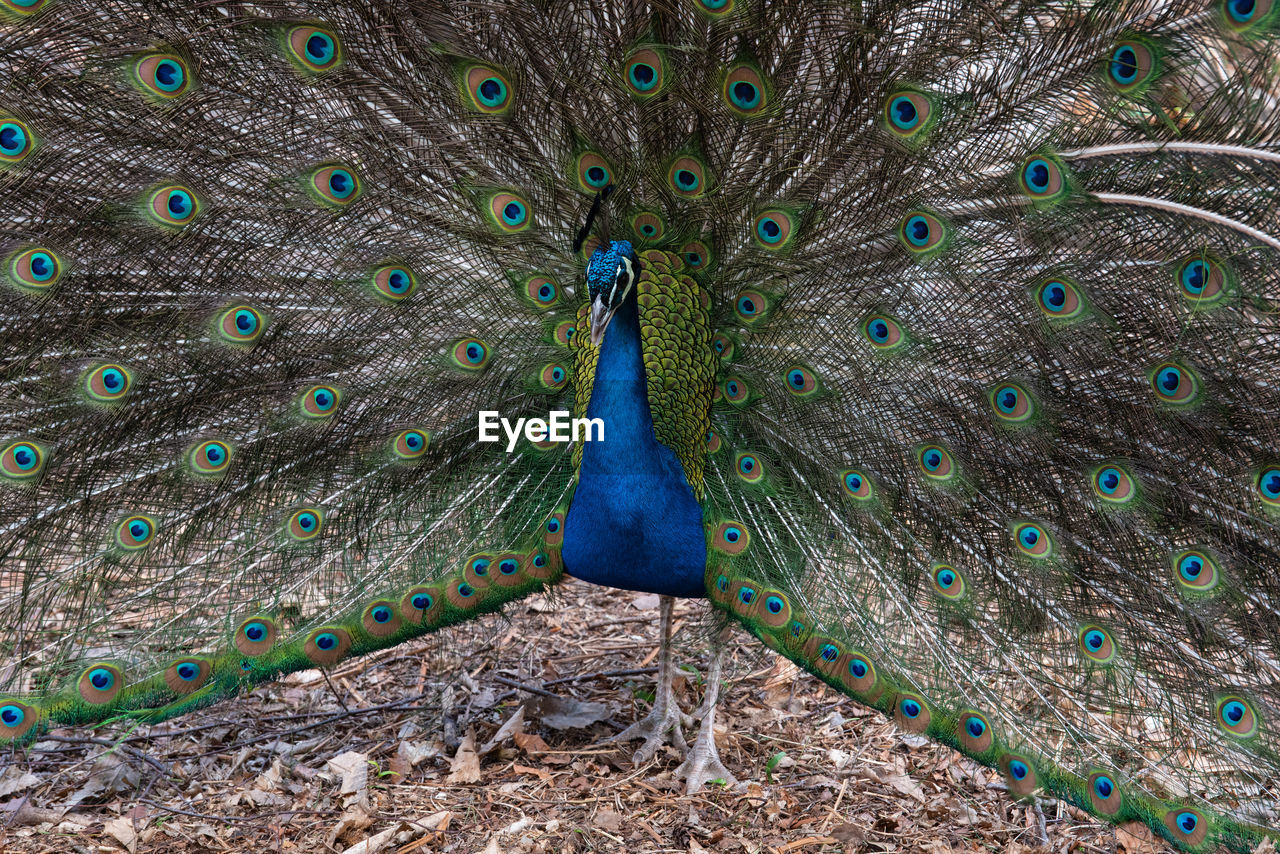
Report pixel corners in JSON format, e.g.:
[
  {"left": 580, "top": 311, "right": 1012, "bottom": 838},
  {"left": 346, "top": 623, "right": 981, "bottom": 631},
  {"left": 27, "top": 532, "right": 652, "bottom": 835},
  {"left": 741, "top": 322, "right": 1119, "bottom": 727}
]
[{"left": 0, "top": 580, "right": 1166, "bottom": 853}]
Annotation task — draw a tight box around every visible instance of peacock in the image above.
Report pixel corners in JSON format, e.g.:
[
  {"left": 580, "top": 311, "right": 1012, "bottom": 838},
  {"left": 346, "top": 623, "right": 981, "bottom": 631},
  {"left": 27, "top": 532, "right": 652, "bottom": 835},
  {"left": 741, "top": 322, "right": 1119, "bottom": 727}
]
[{"left": 1, "top": 0, "right": 1278, "bottom": 848}]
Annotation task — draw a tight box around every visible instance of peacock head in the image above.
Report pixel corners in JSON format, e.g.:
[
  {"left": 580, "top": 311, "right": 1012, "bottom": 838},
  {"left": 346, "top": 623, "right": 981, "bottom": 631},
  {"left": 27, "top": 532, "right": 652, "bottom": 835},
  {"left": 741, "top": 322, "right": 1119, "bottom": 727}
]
[{"left": 586, "top": 240, "right": 640, "bottom": 346}]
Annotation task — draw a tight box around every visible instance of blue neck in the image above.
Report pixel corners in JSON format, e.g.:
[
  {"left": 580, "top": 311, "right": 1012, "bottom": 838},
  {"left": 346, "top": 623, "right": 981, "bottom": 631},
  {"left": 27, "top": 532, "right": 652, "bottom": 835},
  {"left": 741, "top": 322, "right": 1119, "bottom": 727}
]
[{"left": 562, "top": 291, "right": 707, "bottom": 597}]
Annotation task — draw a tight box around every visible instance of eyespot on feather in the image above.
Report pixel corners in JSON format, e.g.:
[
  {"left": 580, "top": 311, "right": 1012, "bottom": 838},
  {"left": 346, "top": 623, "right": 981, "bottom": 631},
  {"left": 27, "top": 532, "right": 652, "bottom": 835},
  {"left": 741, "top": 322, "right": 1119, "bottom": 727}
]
[
  {"left": 1150, "top": 361, "right": 1199, "bottom": 406},
  {"left": 1257, "top": 466, "right": 1280, "bottom": 508},
  {"left": 0, "top": 699, "right": 37, "bottom": 740},
  {"left": 146, "top": 184, "right": 200, "bottom": 228},
  {"left": 1078, "top": 625, "right": 1118, "bottom": 664},
  {"left": 392, "top": 429, "right": 429, "bottom": 460},
  {"left": 539, "top": 363, "right": 569, "bottom": 391},
  {"left": 164, "top": 658, "right": 212, "bottom": 694},
  {"left": 309, "top": 164, "right": 361, "bottom": 208},
  {"left": 491, "top": 552, "right": 525, "bottom": 588},
  {"left": 447, "top": 577, "right": 483, "bottom": 609},
  {"left": 1105, "top": 39, "right": 1160, "bottom": 94},
  {"left": 631, "top": 211, "right": 665, "bottom": 242},
  {"left": 1163, "top": 807, "right": 1208, "bottom": 846},
  {"left": 680, "top": 239, "right": 714, "bottom": 272},
  {"left": 451, "top": 339, "right": 490, "bottom": 371},
  {"left": 720, "top": 376, "right": 750, "bottom": 406},
  {"left": 957, "top": 710, "right": 993, "bottom": 754},
  {"left": 931, "top": 564, "right": 966, "bottom": 600},
  {"left": 883, "top": 90, "right": 934, "bottom": 139},
  {"left": 752, "top": 210, "right": 793, "bottom": 249},
  {"left": 234, "top": 617, "right": 278, "bottom": 656},
  {"left": 1017, "top": 155, "right": 1068, "bottom": 203},
  {"left": 784, "top": 365, "right": 819, "bottom": 397},
  {"left": 1, "top": 441, "right": 45, "bottom": 483},
  {"left": 1173, "top": 549, "right": 1222, "bottom": 594},
  {"left": 623, "top": 48, "right": 665, "bottom": 97},
  {"left": 84, "top": 364, "right": 132, "bottom": 404},
  {"left": 667, "top": 155, "right": 708, "bottom": 198},
  {"left": 488, "top": 192, "right": 531, "bottom": 232},
  {"left": 1033, "top": 277, "right": 1087, "bottom": 320},
  {"left": 553, "top": 320, "right": 576, "bottom": 347},
  {"left": 299, "top": 385, "right": 341, "bottom": 418},
  {"left": 1091, "top": 463, "right": 1138, "bottom": 505},
  {"left": 303, "top": 627, "right": 352, "bottom": 666},
  {"left": 1176, "top": 254, "right": 1230, "bottom": 307},
  {"left": 286, "top": 25, "right": 342, "bottom": 73},
  {"left": 1216, "top": 695, "right": 1260, "bottom": 739},
  {"left": 803, "top": 636, "right": 844, "bottom": 678},
  {"left": 1221, "top": 0, "right": 1277, "bottom": 32},
  {"left": 400, "top": 586, "right": 442, "bottom": 625},
  {"left": 728, "top": 578, "right": 761, "bottom": 618},
  {"left": 838, "top": 651, "right": 881, "bottom": 700},
  {"left": 735, "top": 452, "right": 765, "bottom": 484},
  {"left": 712, "top": 521, "right": 750, "bottom": 555},
  {"left": 1088, "top": 771, "right": 1123, "bottom": 815},
  {"left": 188, "top": 439, "right": 232, "bottom": 476},
  {"left": 523, "top": 274, "right": 560, "bottom": 309},
  {"left": 1012, "top": 521, "right": 1053, "bottom": 559},
  {"left": 989, "top": 382, "right": 1035, "bottom": 424},
  {"left": 0, "top": 0, "right": 52, "bottom": 19},
  {"left": 132, "top": 53, "right": 192, "bottom": 100},
  {"left": 863, "top": 314, "right": 906, "bottom": 350},
  {"left": 361, "top": 600, "right": 402, "bottom": 637},
  {"left": 115, "top": 515, "right": 156, "bottom": 550},
  {"left": 756, "top": 589, "right": 791, "bottom": 628},
  {"left": 371, "top": 265, "right": 417, "bottom": 302},
  {"left": 464, "top": 65, "right": 513, "bottom": 113},
  {"left": 7, "top": 247, "right": 63, "bottom": 293},
  {"left": 543, "top": 512, "right": 565, "bottom": 547},
  {"left": 898, "top": 210, "right": 948, "bottom": 255},
  {"left": 694, "top": 0, "right": 734, "bottom": 16},
  {"left": 894, "top": 692, "right": 931, "bottom": 733},
  {"left": 734, "top": 291, "right": 769, "bottom": 324},
  {"left": 217, "top": 305, "right": 265, "bottom": 345},
  {"left": 287, "top": 508, "right": 323, "bottom": 541},
  {"left": 78, "top": 664, "right": 124, "bottom": 705},
  {"left": 917, "top": 445, "right": 955, "bottom": 481},
  {"left": 463, "top": 554, "right": 494, "bottom": 590},
  {"left": 839, "top": 468, "right": 875, "bottom": 502},
  {"left": 723, "top": 64, "right": 768, "bottom": 117},
  {"left": 0, "top": 115, "right": 34, "bottom": 163},
  {"left": 999, "top": 753, "right": 1039, "bottom": 797},
  {"left": 525, "top": 549, "right": 559, "bottom": 581}
]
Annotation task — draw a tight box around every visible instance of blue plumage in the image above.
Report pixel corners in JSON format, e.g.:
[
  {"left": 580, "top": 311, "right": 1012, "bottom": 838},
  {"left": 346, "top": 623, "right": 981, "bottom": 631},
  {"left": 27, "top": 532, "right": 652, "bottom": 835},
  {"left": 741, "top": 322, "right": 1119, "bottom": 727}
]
[{"left": 563, "top": 287, "right": 707, "bottom": 597}]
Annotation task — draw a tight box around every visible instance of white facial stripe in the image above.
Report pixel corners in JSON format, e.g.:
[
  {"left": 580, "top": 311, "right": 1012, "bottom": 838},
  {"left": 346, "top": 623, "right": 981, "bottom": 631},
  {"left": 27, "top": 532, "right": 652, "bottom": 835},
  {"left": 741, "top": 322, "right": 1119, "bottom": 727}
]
[{"left": 608, "top": 256, "right": 635, "bottom": 306}]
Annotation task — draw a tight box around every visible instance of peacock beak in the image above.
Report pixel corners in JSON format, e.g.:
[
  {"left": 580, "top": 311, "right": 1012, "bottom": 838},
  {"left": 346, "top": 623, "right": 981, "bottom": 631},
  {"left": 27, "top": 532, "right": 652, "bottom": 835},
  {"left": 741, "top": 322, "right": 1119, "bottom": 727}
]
[{"left": 589, "top": 296, "right": 616, "bottom": 347}]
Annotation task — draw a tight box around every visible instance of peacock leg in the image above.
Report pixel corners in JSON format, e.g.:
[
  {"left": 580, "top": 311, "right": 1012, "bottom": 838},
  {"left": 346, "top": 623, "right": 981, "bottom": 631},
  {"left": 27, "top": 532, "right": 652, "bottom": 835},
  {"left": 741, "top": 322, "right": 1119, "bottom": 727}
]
[
  {"left": 675, "top": 626, "right": 736, "bottom": 793},
  {"left": 609, "top": 594, "right": 694, "bottom": 763}
]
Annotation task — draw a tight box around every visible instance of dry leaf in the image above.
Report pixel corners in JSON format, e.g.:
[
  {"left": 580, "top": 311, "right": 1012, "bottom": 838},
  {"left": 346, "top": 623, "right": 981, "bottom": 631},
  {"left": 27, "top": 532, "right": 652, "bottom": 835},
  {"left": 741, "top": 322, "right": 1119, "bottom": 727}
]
[
  {"left": 103, "top": 815, "right": 138, "bottom": 854},
  {"left": 527, "top": 695, "right": 611, "bottom": 730},
  {"left": 480, "top": 706, "right": 525, "bottom": 754},
  {"left": 327, "top": 750, "right": 371, "bottom": 806},
  {"left": 1117, "top": 821, "right": 1163, "bottom": 854},
  {"left": 340, "top": 823, "right": 402, "bottom": 854},
  {"left": 447, "top": 728, "right": 482, "bottom": 784},
  {"left": 0, "top": 770, "right": 40, "bottom": 798}
]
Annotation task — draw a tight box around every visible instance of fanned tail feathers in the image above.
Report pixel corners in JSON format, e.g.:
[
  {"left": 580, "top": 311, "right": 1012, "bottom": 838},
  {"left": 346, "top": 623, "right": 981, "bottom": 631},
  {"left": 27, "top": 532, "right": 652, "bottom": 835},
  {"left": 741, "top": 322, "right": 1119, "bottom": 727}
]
[{"left": 1, "top": 0, "right": 1279, "bottom": 849}]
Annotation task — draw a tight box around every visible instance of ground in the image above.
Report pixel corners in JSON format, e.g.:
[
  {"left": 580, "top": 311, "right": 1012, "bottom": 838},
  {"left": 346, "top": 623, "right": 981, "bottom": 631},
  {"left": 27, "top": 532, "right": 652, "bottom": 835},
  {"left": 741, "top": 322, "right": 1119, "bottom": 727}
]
[{"left": 0, "top": 581, "right": 1171, "bottom": 854}]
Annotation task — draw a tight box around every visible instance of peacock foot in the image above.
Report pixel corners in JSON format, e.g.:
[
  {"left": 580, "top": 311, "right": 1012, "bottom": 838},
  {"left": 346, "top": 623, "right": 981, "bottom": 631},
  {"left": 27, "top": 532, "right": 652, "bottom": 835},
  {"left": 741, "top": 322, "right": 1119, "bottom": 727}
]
[
  {"left": 674, "top": 714, "right": 735, "bottom": 794},
  {"left": 608, "top": 695, "right": 694, "bottom": 764}
]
